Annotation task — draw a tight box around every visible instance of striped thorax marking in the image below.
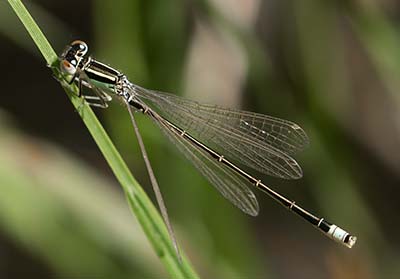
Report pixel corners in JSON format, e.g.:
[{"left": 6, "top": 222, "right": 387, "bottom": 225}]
[{"left": 127, "top": 94, "right": 134, "bottom": 103}]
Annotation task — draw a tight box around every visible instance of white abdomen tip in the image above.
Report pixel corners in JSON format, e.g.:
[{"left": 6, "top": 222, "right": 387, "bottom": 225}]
[{"left": 327, "top": 225, "right": 357, "bottom": 248}]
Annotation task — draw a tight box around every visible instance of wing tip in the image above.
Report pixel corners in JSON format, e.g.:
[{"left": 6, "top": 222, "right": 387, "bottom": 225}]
[
  {"left": 290, "top": 123, "right": 310, "bottom": 149},
  {"left": 279, "top": 159, "right": 303, "bottom": 180},
  {"left": 240, "top": 192, "right": 260, "bottom": 216},
  {"left": 244, "top": 206, "right": 259, "bottom": 216}
]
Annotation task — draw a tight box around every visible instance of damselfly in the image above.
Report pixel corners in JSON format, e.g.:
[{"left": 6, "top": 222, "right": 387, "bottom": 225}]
[{"left": 57, "top": 40, "right": 357, "bottom": 255}]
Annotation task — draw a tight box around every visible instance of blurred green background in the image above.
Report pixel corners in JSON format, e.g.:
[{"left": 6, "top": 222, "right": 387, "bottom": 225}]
[{"left": 1, "top": 0, "right": 399, "bottom": 278}]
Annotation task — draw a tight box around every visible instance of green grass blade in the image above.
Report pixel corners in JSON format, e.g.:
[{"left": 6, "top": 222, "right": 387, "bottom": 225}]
[{"left": 7, "top": 0, "right": 199, "bottom": 277}]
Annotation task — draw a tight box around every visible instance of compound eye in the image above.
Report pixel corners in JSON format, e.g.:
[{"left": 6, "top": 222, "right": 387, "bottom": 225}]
[
  {"left": 71, "top": 40, "right": 88, "bottom": 57},
  {"left": 60, "top": 60, "right": 77, "bottom": 75}
]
